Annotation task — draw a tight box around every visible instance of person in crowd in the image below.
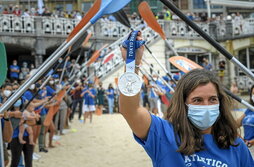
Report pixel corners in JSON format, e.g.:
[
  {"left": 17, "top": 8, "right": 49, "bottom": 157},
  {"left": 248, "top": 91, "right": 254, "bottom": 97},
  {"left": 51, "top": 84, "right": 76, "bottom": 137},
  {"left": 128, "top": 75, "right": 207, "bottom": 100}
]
[
  {"left": 54, "top": 95, "right": 68, "bottom": 135},
  {"left": 8, "top": 94, "right": 46, "bottom": 167},
  {"left": 19, "top": 62, "right": 30, "bottom": 81},
  {"left": 202, "top": 57, "right": 212, "bottom": 71},
  {"left": 45, "top": 79, "right": 57, "bottom": 148},
  {"left": 18, "top": 107, "right": 36, "bottom": 145},
  {"left": 2, "top": 8, "right": 9, "bottom": 14},
  {"left": 236, "top": 84, "right": 254, "bottom": 157},
  {"left": 119, "top": 32, "right": 254, "bottom": 166},
  {"left": 96, "top": 82, "right": 105, "bottom": 114},
  {"left": 147, "top": 75, "right": 160, "bottom": 116},
  {"left": 81, "top": 81, "right": 96, "bottom": 123},
  {"left": 9, "top": 60, "right": 20, "bottom": 83},
  {"left": 70, "top": 81, "right": 83, "bottom": 121},
  {"left": 106, "top": 83, "right": 115, "bottom": 114},
  {"left": 12, "top": 5, "right": 21, "bottom": 16},
  {"left": 0, "top": 111, "right": 13, "bottom": 167},
  {"left": 218, "top": 60, "right": 226, "bottom": 83}
]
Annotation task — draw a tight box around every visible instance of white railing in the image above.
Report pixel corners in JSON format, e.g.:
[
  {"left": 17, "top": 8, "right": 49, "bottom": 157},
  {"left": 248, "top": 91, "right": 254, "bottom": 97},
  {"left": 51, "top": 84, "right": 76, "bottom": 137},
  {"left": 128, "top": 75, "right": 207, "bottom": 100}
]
[{"left": 1, "top": 14, "right": 253, "bottom": 38}]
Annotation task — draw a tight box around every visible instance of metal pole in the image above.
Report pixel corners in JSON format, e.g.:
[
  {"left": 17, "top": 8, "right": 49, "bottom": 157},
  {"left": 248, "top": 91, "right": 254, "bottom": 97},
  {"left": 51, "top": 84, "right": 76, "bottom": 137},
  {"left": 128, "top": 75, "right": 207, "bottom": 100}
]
[
  {"left": 0, "top": 121, "right": 4, "bottom": 167},
  {"left": 0, "top": 22, "right": 92, "bottom": 113}
]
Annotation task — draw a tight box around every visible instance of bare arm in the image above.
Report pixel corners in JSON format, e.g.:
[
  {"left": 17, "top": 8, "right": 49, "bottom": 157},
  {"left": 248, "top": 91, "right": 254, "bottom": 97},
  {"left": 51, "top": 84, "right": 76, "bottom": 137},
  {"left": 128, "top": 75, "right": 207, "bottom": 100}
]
[
  {"left": 3, "top": 120, "right": 13, "bottom": 143},
  {"left": 119, "top": 33, "right": 151, "bottom": 140}
]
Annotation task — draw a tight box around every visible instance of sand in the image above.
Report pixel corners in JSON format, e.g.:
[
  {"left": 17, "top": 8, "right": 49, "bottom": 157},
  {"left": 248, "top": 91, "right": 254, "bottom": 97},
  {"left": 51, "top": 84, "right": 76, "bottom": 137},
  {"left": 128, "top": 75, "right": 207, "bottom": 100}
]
[{"left": 33, "top": 114, "right": 152, "bottom": 167}]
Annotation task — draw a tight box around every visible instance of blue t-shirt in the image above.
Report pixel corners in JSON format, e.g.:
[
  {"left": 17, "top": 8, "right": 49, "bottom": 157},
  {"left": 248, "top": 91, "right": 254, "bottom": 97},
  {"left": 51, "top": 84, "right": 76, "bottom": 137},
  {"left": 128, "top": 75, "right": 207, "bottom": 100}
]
[
  {"left": 35, "top": 89, "right": 47, "bottom": 116},
  {"left": 12, "top": 126, "right": 28, "bottom": 139},
  {"left": 134, "top": 115, "right": 254, "bottom": 167},
  {"left": 243, "top": 109, "right": 254, "bottom": 140},
  {"left": 84, "top": 88, "right": 96, "bottom": 105},
  {"left": 9, "top": 65, "right": 20, "bottom": 78},
  {"left": 107, "top": 88, "right": 114, "bottom": 99},
  {"left": 22, "top": 90, "right": 33, "bottom": 101},
  {"left": 46, "top": 85, "right": 55, "bottom": 97}
]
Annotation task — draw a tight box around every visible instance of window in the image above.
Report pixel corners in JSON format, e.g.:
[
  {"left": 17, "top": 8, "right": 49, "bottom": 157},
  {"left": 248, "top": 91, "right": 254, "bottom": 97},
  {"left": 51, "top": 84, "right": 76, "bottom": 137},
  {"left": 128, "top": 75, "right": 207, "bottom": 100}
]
[
  {"left": 249, "top": 47, "right": 254, "bottom": 69},
  {"left": 239, "top": 48, "right": 247, "bottom": 67},
  {"left": 193, "top": 0, "right": 206, "bottom": 9}
]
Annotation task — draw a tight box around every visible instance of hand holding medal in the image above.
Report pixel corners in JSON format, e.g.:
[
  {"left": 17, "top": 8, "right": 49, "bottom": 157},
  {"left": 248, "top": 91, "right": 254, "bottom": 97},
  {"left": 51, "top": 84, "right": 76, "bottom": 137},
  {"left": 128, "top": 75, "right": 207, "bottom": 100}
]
[{"left": 119, "top": 31, "right": 145, "bottom": 96}]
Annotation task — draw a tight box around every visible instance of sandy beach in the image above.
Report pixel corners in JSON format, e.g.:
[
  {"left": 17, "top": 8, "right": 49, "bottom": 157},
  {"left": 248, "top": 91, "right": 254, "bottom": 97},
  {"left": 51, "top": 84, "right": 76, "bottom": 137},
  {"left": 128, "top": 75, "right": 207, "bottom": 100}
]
[{"left": 33, "top": 114, "right": 152, "bottom": 167}]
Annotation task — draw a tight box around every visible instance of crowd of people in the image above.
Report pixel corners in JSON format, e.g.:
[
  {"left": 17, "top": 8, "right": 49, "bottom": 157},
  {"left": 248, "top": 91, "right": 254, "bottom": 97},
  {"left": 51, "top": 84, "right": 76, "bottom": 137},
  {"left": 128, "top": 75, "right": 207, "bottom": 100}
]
[{"left": 0, "top": 57, "right": 120, "bottom": 166}]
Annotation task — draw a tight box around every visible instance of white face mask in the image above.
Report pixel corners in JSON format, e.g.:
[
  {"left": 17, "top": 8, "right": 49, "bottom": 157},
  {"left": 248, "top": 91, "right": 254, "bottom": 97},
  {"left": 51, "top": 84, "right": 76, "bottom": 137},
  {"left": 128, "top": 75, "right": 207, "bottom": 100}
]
[
  {"left": 3, "top": 90, "right": 12, "bottom": 97},
  {"left": 49, "top": 81, "right": 54, "bottom": 85},
  {"left": 30, "top": 84, "right": 35, "bottom": 90}
]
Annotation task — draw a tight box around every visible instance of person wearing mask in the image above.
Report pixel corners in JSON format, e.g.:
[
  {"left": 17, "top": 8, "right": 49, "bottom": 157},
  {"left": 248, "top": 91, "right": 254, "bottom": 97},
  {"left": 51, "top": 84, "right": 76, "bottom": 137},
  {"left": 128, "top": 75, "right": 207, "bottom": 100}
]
[
  {"left": 96, "top": 82, "right": 105, "bottom": 114},
  {"left": 119, "top": 33, "right": 254, "bottom": 166},
  {"left": 81, "top": 81, "right": 96, "bottom": 123},
  {"left": 70, "top": 81, "right": 83, "bottom": 121},
  {"left": 237, "top": 85, "right": 254, "bottom": 157},
  {"left": 106, "top": 83, "right": 115, "bottom": 114},
  {"left": 9, "top": 60, "right": 20, "bottom": 83},
  {"left": 0, "top": 111, "right": 13, "bottom": 167}
]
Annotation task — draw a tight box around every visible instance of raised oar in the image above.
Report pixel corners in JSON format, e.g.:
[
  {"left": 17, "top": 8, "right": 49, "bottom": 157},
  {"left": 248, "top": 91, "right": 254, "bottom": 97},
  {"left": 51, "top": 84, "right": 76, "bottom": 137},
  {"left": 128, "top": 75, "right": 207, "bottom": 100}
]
[
  {"left": 138, "top": 1, "right": 179, "bottom": 58},
  {"left": 159, "top": 0, "right": 254, "bottom": 81},
  {"left": 0, "top": 0, "right": 131, "bottom": 113},
  {"left": 169, "top": 56, "right": 254, "bottom": 111}
]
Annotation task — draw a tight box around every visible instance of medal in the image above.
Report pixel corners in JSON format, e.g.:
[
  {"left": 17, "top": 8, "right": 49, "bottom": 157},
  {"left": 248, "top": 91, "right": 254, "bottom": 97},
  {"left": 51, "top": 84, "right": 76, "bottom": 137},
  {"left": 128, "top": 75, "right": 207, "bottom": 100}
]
[{"left": 118, "top": 31, "right": 145, "bottom": 97}]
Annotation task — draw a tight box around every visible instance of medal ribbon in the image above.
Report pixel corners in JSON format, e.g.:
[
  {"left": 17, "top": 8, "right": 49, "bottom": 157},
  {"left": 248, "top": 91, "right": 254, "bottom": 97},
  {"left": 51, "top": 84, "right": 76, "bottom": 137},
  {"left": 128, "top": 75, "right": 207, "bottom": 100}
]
[{"left": 122, "top": 31, "right": 145, "bottom": 73}]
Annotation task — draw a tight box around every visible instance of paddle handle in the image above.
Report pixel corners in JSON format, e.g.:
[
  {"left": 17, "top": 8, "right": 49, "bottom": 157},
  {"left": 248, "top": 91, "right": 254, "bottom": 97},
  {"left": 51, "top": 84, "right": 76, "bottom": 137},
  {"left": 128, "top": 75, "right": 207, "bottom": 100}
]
[
  {"left": 0, "top": 123, "right": 4, "bottom": 167},
  {"left": 160, "top": 0, "right": 254, "bottom": 81},
  {"left": 165, "top": 40, "right": 180, "bottom": 57},
  {"left": 223, "top": 88, "right": 254, "bottom": 111}
]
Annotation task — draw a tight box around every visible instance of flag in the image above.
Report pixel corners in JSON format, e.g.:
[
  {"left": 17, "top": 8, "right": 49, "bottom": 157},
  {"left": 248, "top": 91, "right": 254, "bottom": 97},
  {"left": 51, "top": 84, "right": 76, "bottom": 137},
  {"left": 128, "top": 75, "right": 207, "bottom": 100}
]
[{"left": 0, "top": 42, "right": 7, "bottom": 87}]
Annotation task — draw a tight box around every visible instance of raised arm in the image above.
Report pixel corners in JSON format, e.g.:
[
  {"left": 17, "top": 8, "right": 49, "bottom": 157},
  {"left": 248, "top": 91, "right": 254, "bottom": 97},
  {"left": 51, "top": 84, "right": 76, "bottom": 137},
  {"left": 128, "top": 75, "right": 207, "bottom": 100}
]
[{"left": 119, "top": 33, "right": 151, "bottom": 140}]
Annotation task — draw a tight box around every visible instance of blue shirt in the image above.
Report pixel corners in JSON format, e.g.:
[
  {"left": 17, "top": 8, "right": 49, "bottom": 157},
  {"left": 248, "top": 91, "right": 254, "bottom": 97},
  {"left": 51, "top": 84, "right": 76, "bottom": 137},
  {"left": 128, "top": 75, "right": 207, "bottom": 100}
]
[
  {"left": 243, "top": 109, "right": 254, "bottom": 140},
  {"left": 35, "top": 89, "right": 47, "bottom": 116},
  {"left": 9, "top": 65, "right": 20, "bottom": 78},
  {"left": 46, "top": 85, "right": 55, "bottom": 97},
  {"left": 84, "top": 88, "right": 96, "bottom": 105},
  {"left": 107, "top": 88, "right": 114, "bottom": 99},
  {"left": 22, "top": 90, "right": 34, "bottom": 102},
  {"left": 12, "top": 127, "right": 28, "bottom": 139},
  {"left": 134, "top": 115, "right": 254, "bottom": 167}
]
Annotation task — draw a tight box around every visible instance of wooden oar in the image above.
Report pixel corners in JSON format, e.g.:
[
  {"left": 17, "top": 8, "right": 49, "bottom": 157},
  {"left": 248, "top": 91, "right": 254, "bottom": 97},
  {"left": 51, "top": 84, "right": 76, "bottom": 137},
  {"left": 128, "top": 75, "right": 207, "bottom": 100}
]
[{"left": 169, "top": 56, "right": 254, "bottom": 111}]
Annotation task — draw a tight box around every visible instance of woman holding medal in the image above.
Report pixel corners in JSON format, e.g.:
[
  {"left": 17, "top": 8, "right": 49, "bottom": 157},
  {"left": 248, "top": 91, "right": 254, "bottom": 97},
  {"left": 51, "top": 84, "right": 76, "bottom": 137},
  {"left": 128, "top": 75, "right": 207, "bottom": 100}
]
[{"left": 119, "top": 31, "right": 254, "bottom": 166}]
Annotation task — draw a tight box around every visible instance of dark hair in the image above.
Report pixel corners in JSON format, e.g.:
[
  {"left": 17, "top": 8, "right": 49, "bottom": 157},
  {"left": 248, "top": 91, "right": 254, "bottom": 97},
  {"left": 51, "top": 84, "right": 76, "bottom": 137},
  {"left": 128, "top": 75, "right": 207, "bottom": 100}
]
[{"left": 165, "top": 69, "right": 238, "bottom": 155}]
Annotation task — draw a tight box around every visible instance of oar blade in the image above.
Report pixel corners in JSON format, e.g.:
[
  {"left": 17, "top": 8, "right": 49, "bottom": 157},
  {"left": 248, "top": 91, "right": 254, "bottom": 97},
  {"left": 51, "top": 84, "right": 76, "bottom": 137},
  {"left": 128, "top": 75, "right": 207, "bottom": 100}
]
[
  {"left": 87, "top": 44, "right": 108, "bottom": 66},
  {"left": 66, "top": 0, "right": 101, "bottom": 42},
  {"left": 113, "top": 9, "right": 131, "bottom": 28},
  {"left": 0, "top": 42, "right": 7, "bottom": 87},
  {"left": 138, "top": 1, "right": 166, "bottom": 40},
  {"left": 82, "top": 33, "right": 93, "bottom": 47},
  {"left": 90, "top": 0, "right": 131, "bottom": 24},
  {"left": 169, "top": 56, "right": 203, "bottom": 73}
]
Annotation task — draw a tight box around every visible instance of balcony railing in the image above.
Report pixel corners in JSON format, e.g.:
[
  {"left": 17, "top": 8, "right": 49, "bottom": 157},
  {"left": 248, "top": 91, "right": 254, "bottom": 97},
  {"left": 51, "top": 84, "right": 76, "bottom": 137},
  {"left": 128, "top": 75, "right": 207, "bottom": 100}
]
[{"left": 0, "top": 14, "right": 254, "bottom": 40}]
